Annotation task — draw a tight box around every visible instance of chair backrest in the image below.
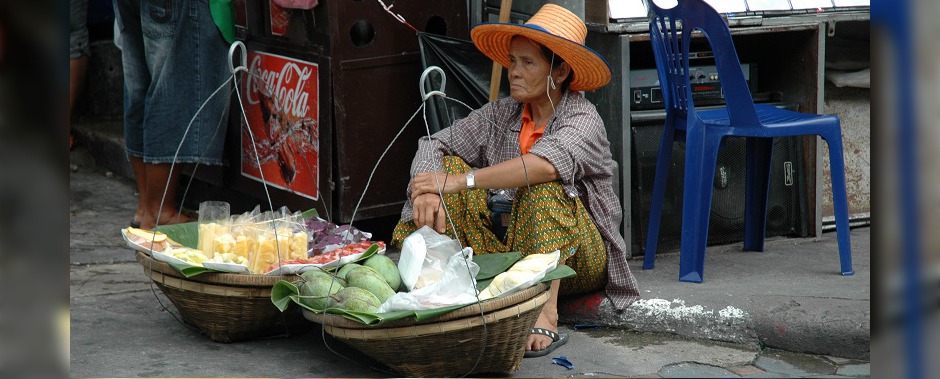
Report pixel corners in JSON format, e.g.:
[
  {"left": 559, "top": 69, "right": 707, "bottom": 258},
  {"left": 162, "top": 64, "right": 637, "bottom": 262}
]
[{"left": 647, "top": 0, "right": 759, "bottom": 127}]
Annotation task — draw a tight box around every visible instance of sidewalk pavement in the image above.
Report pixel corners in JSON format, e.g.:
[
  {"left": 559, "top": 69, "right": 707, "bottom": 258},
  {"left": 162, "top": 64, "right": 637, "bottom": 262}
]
[
  {"left": 71, "top": 121, "right": 871, "bottom": 361},
  {"left": 559, "top": 229, "right": 870, "bottom": 360}
]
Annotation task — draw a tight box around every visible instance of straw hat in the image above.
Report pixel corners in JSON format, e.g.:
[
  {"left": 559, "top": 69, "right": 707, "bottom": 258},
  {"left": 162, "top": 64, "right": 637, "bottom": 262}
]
[{"left": 470, "top": 4, "right": 611, "bottom": 92}]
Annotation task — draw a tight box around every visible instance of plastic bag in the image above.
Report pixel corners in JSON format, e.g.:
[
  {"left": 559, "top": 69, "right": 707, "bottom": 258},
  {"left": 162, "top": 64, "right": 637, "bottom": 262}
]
[
  {"left": 378, "top": 246, "right": 479, "bottom": 312},
  {"left": 398, "top": 226, "right": 463, "bottom": 291},
  {"left": 210, "top": 205, "right": 308, "bottom": 273},
  {"left": 248, "top": 207, "right": 308, "bottom": 272},
  {"left": 379, "top": 227, "right": 479, "bottom": 312}
]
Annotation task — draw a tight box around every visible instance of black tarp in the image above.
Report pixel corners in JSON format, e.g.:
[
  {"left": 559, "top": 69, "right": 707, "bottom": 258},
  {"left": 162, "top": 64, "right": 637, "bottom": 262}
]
[{"left": 417, "top": 32, "right": 509, "bottom": 133}]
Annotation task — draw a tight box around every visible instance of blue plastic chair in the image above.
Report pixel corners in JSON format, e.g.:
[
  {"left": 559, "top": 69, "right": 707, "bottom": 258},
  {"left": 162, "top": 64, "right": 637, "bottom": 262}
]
[{"left": 642, "top": 0, "right": 854, "bottom": 282}]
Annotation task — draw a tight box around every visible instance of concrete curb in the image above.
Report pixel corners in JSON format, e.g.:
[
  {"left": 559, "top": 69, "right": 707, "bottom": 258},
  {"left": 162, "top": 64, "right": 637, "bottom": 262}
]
[
  {"left": 562, "top": 295, "right": 756, "bottom": 343},
  {"left": 560, "top": 292, "right": 870, "bottom": 360},
  {"left": 749, "top": 295, "right": 870, "bottom": 360}
]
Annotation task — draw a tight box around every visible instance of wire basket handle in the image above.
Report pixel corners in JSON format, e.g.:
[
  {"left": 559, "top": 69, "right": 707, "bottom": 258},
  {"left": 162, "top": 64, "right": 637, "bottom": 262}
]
[
  {"left": 420, "top": 66, "right": 447, "bottom": 101},
  {"left": 229, "top": 41, "right": 248, "bottom": 75}
]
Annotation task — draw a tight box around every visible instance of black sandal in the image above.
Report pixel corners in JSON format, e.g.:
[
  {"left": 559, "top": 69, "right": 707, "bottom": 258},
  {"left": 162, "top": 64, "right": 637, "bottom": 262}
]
[{"left": 524, "top": 327, "right": 569, "bottom": 358}]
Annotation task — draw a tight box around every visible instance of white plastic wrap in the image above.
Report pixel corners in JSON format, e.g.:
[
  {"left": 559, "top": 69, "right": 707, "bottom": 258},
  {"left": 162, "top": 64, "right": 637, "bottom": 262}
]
[
  {"left": 378, "top": 246, "right": 479, "bottom": 312},
  {"left": 380, "top": 227, "right": 480, "bottom": 312},
  {"left": 398, "top": 226, "right": 463, "bottom": 291}
]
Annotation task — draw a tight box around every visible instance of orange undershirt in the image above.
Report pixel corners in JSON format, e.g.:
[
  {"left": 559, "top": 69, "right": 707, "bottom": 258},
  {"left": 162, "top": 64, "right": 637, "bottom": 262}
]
[{"left": 519, "top": 103, "right": 547, "bottom": 155}]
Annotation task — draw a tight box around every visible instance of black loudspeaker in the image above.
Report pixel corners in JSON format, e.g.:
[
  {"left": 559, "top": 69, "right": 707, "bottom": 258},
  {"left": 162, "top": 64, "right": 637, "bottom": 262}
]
[{"left": 630, "top": 111, "right": 811, "bottom": 255}]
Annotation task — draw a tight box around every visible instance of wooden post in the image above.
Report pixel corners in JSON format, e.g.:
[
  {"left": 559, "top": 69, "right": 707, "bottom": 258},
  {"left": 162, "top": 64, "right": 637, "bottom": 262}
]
[{"left": 489, "top": 0, "right": 513, "bottom": 101}]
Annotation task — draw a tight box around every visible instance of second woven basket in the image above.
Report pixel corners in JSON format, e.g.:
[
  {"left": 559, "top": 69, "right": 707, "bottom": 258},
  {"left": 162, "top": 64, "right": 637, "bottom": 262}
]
[
  {"left": 305, "top": 282, "right": 551, "bottom": 377},
  {"left": 137, "top": 252, "right": 308, "bottom": 342}
]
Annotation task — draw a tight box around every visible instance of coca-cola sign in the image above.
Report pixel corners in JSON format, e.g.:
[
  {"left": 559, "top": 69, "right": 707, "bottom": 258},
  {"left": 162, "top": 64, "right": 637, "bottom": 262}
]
[{"left": 240, "top": 50, "right": 320, "bottom": 200}]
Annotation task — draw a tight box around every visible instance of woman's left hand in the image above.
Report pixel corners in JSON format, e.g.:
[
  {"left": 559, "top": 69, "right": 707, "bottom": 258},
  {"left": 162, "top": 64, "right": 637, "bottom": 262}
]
[{"left": 411, "top": 172, "right": 463, "bottom": 200}]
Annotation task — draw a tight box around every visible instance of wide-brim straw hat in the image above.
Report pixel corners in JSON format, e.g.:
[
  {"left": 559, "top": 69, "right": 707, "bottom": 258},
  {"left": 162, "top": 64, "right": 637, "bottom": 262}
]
[{"left": 470, "top": 4, "right": 612, "bottom": 92}]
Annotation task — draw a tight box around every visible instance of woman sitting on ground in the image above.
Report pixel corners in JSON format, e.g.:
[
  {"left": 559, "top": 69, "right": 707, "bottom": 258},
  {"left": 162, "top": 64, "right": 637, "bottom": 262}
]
[{"left": 392, "top": 4, "right": 640, "bottom": 357}]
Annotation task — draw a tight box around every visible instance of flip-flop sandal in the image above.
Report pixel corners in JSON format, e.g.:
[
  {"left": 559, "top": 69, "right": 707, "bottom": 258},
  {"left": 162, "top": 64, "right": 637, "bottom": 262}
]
[
  {"left": 130, "top": 218, "right": 141, "bottom": 229},
  {"left": 524, "top": 327, "right": 569, "bottom": 358},
  {"left": 180, "top": 208, "right": 199, "bottom": 220}
]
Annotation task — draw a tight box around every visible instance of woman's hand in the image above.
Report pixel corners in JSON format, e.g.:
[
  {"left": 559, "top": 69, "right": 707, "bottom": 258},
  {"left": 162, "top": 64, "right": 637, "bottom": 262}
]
[
  {"left": 411, "top": 172, "right": 463, "bottom": 200},
  {"left": 412, "top": 193, "right": 447, "bottom": 233}
]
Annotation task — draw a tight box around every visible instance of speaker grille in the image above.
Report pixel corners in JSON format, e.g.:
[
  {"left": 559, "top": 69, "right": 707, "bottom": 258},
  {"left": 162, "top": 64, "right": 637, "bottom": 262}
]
[{"left": 630, "top": 118, "right": 809, "bottom": 255}]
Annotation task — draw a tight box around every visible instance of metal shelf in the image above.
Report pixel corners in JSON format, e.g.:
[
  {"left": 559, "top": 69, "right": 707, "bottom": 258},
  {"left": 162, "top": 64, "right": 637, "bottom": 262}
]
[{"left": 587, "top": 9, "right": 870, "bottom": 35}]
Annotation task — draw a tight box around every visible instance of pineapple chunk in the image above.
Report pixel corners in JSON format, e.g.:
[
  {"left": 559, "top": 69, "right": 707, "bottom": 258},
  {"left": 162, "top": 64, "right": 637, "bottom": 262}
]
[
  {"left": 165, "top": 247, "right": 209, "bottom": 266},
  {"left": 211, "top": 252, "right": 248, "bottom": 265},
  {"left": 250, "top": 235, "right": 279, "bottom": 274},
  {"left": 289, "top": 231, "right": 308, "bottom": 260},
  {"left": 232, "top": 235, "right": 254, "bottom": 260},
  {"left": 213, "top": 233, "right": 236, "bottom": 255},
  {"left": 197, "top": 223, "right": 217, "bottom": 255}
]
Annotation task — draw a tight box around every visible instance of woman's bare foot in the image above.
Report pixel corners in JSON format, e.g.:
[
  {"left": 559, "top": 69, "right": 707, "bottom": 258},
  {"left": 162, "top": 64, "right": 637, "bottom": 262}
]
[
  {"left": 134, "top": 208, "right": 145, "bottom": 226},
  {"left": 527, "top": 306, "right": 559, "bottom": 353}
]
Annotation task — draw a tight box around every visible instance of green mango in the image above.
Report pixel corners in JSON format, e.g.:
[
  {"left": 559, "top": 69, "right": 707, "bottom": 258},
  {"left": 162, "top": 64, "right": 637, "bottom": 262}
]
[
  {"left": 346, "top": 268, "right": 396, "bottom": 304},
  {"left": 363, "top": 254, "right": 402, "bottom": 291},
  {"left": 331, "top": 287, "right": 381, "bottom": 313},
  {"left": 336, "top": 263, "right": 362, "bottom": 280},
  {"left": 346, "top": 264, "right": 380, "bottom": 278},
  {"left": 297, "top": 274, "right": 345, "bottom": 310},
  {"left": 300, "top": 269, "right": 346, "bottom": 288}
]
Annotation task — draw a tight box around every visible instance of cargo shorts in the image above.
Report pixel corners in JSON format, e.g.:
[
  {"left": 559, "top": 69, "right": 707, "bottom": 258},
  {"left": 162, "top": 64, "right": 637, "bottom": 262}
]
[
  {"left": 70, "top": 0, "right": 90, "bottom": 59},
  {"left": 114, "top": 0, "right": 231, "bottom": 164}
]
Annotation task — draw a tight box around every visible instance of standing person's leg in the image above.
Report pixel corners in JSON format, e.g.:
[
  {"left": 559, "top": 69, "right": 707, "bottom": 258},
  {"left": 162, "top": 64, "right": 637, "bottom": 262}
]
[
  {"left": 129, "top": 156, "right": 147, "bottom": 226},
  {"left": 139, "top": 163, "right": 190, "bottom": 229},
  {"left": 136, "top": 0, "right": 229, "bottom": 228},
  {"left": 69, "top": 0, "right": 90, "bottom": 150},
  {"left": 114, "top": 0, "right": 151, "bottom": 227}
]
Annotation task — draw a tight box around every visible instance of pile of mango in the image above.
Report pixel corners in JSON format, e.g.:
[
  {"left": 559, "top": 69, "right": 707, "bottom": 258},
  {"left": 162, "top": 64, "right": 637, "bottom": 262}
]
[{"left": 295, "top": 254, "right": 401, "bottom": 313}]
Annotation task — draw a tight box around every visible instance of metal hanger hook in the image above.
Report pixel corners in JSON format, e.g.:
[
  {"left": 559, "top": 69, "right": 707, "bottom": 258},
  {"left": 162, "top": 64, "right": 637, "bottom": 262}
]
[
  {"left": 420, "top": 66, "right": 447, "bottom": 101},
  {"left": 228, "top": 41, "right": 248, "bottom": 75}
]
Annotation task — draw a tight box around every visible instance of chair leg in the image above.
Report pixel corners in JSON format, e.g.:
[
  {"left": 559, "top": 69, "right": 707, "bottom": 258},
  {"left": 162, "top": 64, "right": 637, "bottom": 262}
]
[
  {"left": 643, "top": 124, "right": 678, "bottom": 270},
  {"left": 678, "top": 129, "right": 722, "bottom": 283},
  {"left": 743, "top": 137, "right": 774, "bottom": 251},
  {"left": 822, "top": 130, "right": 854, "bottom": 276}
]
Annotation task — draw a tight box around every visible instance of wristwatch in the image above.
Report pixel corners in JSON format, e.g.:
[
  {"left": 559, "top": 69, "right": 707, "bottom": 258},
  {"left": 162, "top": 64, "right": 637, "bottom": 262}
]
[{"left": 466, "top": 171, "right": 476, "bottom": 190}]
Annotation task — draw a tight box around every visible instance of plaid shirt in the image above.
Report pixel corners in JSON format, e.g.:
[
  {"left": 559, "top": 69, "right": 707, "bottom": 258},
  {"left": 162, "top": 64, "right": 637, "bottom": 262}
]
[{"left": 401, "top": 91, "right": 640, "bottom": 310}]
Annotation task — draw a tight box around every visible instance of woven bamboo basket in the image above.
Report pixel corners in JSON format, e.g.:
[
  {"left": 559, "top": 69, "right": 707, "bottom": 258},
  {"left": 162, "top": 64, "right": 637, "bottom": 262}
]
[
  {"left": 136, "top": 251, "right": 305, "bottom": 342},
  {"left": 304, "top": 282, "right": 550, "bottom": 377}
]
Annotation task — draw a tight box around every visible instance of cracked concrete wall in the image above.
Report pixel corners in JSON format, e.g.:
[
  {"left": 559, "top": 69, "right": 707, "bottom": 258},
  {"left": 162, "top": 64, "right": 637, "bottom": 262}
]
[
  {"left": 820, "top": 23, "right": 871, "bottom": 220},
  {"left": 820, "top": 82, "right": 870, "bottom": 218}
]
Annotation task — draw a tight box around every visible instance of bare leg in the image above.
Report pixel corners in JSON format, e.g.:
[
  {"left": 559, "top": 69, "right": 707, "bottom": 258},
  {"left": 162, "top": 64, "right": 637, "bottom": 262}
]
[
  {"left": 139, "top": 162, "right": 194, "bottom": 229},
  {"left": 69, "top": 56, "right": 89, "bottom": 149},
  {"left": 129, "top": 155, "right": 147, "bottom": 225},
  {"left": 527, "top": 279, "right": 560, "bottom": 352}
]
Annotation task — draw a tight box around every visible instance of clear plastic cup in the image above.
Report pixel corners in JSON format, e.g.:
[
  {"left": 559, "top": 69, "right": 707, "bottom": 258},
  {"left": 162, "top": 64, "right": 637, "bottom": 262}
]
[
  {"left": 197, "top": 201, "right": 230, "bottom": 254},
  {"left": 199, "top": 201, "right": 230, "bottom": 224}
]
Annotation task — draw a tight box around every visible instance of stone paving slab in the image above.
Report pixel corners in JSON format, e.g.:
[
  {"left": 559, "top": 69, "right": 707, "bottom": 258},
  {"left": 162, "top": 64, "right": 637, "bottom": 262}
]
[{"left": 659, "top": 362, "right": 737, "bottom": 378}]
